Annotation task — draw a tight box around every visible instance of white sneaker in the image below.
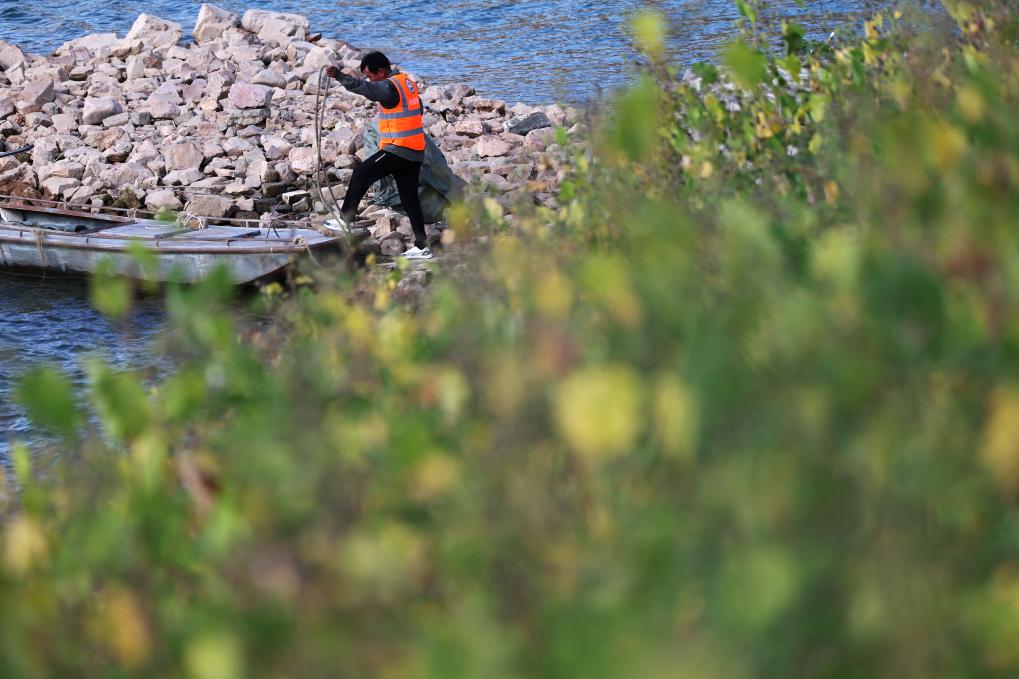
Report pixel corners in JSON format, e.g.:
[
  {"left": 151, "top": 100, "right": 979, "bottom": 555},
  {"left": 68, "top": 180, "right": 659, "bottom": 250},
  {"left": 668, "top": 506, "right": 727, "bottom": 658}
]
[
  {"left": 402, "top": 246, "right": 434, "bottom": 260},
  {"left": 323, "top": 214, "right": 353, "bottom": 232}
]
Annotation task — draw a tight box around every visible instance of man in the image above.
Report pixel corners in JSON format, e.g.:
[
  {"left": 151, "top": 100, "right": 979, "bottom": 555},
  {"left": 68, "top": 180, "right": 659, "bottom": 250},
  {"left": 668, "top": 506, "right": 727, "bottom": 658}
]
[{"left": 325, "top": 52, "right": 433, "bottom": 260}]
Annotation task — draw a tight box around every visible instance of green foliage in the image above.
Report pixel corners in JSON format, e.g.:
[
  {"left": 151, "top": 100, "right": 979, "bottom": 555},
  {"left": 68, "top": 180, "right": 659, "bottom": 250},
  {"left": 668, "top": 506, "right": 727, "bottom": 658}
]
[
  {"left": 14, "top": 366, "right": 80, "bottom": 441},
  {"left": 90, "top": 257, "right": 132, "bottom": 319},
  {"left": 723, "top": 39, "right": 768, "bottom": 89},
  {"left": 6, "top": 1, "right": 1019, "bottom": 676}
]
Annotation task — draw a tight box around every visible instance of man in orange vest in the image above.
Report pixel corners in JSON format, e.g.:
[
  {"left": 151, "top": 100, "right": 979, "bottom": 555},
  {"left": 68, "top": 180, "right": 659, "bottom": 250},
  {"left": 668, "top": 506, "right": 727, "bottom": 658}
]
[{"left": 325, "top": 52, "right": 433, "bottom": 260}]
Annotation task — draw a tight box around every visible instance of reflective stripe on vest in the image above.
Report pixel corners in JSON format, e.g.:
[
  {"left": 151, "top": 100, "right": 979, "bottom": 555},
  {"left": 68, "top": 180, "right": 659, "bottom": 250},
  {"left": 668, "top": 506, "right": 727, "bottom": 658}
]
[{"left": 377, "top": 73, "right": 425, "bottom": 152}]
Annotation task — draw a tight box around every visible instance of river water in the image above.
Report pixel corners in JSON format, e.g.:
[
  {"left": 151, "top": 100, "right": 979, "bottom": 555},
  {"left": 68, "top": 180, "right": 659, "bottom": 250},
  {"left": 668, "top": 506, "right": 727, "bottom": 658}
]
[{"left": 0, "top": 0, "right": 896, "bottom": 459}]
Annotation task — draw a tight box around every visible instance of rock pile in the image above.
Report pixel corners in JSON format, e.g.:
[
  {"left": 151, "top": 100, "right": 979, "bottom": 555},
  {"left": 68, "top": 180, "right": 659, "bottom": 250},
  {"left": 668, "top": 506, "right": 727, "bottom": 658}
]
[{"left": 0, "top": 4, "right": 581, "bottom": 249}]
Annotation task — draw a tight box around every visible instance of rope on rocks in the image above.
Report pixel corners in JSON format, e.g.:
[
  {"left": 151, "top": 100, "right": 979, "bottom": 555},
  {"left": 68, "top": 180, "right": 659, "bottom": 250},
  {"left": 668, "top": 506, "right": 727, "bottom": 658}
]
[
  {"left": 313, "top": 66, "right": 355, "bottom": 253},
  {"left": 175, "top": 208, "right": 207, "bottom": 231}
]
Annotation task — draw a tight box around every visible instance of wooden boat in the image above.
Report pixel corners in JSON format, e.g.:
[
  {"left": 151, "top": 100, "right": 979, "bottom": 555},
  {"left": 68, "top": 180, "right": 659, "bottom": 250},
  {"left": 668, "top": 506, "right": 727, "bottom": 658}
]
[{"left": 0, "top": 198, "right": 344, "bottom": 285}]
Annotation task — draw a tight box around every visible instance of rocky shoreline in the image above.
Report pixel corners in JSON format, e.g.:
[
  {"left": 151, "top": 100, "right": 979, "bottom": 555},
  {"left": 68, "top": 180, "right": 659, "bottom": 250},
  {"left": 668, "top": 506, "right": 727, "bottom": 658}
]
[{"left": 0, "top": 5, "right": 581, "bottom": 253}]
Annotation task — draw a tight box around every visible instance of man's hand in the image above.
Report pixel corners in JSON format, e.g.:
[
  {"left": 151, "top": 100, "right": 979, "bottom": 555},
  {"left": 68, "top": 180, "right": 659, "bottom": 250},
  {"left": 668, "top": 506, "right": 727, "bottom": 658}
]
[{"left": 325, "top": 65, "right": 341, "bottom": 80}]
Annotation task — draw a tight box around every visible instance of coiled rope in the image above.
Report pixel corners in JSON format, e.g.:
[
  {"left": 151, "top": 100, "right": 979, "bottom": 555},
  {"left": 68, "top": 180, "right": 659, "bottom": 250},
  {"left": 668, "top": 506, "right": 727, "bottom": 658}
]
[{"left": 313, "top": 66, "right": 356, "bottom": 251}]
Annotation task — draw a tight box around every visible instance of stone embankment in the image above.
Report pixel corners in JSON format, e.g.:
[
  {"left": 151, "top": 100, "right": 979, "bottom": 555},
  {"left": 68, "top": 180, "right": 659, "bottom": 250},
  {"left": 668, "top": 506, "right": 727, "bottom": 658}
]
[{"left": 0, "top": 5, "right": 580, "bottom": 252}]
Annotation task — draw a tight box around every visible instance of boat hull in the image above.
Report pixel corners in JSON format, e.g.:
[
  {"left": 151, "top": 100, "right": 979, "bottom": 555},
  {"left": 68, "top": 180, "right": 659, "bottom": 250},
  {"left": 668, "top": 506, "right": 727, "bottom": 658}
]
[{"left": 0, "top": 203, "right": 342, "bottom": 285}]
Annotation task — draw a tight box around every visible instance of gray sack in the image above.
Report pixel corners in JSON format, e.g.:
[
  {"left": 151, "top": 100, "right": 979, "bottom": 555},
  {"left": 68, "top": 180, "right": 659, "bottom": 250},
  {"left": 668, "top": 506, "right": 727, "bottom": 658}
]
[{"left": 363, "top": 122, "right": 468, "bottom": 223}]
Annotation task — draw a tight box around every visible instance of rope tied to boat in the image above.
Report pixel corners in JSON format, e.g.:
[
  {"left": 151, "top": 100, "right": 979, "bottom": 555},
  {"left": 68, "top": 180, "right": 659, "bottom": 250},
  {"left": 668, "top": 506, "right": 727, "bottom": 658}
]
[
  {"left": 314, "top": 66, "right": 355, "bottom": 253},
  {"left": 175, "top": 209, "right": 207, "bottom": 231}
]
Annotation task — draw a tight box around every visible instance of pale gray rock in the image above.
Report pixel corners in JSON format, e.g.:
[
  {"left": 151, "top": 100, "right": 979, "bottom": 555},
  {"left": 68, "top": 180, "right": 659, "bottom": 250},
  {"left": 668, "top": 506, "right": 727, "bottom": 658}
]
[
  {"left": 149, "top": 81, "right": 183, "bottom": 104},
  {"left": 222, "top": 136, "right": 254, "bottom": 157},
  {"left": 83, "top": 97, "right": 123, "bottom": 125},
  {"left": 287, "top": 146, "right": 317, "bottom": 174},
  {"left": 148, "top": 99, "right": 180, "bottom": 120},
  {"left": 165, "top": 141, "right": 203, "bottom": 171},
  {"left": 240, "top": 9, "right": 309, "bottom": 34},
  {"left": 162, "top": 168, "right": 204, "bottom": 185},
  {"left": 0, "top": 40, "right": 26, "bottom": 71},
  {"left": 453, "top": 119, "right": 487, "bottom": 137},
  {"left": 66, "top": 185, "right": 96, "bottom": 204},
  {"left": 57, "top": 33, "right": 120, "bottom": 56},
  {"left": 253, "top": 69, "right": 287, "bottom": 88},
  {"left": 303, "top": 45, "right": 339, "bottom": 71},
  {"left": 18, "top": 78, "right": 55, "bottom": 113},
  {"left": 194, "top": 4, "right": 240, "bottom": 45},
  {"left": 102, "top": 112, "right": 131, "bottom": 128},
  {"left": 228, "top": 82, "right": 273, "bottom": 109},
  {"left": 43, "top": 160, "right": 85, "bottom": 180},
  {"left": 228, "top": 107, "right": 270, "bottom": 126},
  {"left": 51, "top": 113, "right": 77, "bottom": 133},
  {"left": 125, "top": 55, "right": 146, "bottom": 80},
  {"left": 475, "top": 135, "right": 511, "bottom": 158},
  {"left": 524, "top": 127, "right": 555, "bottom": 149},
  {"left": 145, "top": 188, "right": 181, "bottom": 211},
  {"left": 41, "top": 175, "right": 81, "bottom": 197},
  {"left": 125, "top": 14, "right": 183, "bottom": 50},
  {"left": 103, "top": 140, "right": 134, "bottom": 163},
  {"left": 0, "top": 97, "right": 14, "bottom": 119},
  {"left": 262, "top": 136, "right": 291, "bottom": 161},
  {"left": 128, "top": 140, "right": 159, "bottom": 165},
  {"left": 186, "top": 193, "right": 233, "bottom": 217},
  {"left": 102, "top": 162, "right": 154, "bottom": 188}
]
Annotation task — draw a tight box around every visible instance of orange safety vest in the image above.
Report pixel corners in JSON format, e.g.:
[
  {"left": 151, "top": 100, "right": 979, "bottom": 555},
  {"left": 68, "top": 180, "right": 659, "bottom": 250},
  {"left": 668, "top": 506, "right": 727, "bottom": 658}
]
[{"left": 378, "top": 73, "right": 426, "bottom": 152}]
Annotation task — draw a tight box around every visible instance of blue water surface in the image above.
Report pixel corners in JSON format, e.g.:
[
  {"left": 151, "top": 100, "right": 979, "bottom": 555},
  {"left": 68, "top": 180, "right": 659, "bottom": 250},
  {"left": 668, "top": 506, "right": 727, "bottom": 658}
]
[{"left": 0, "top": 0, "right": 892, "bottom": 105}]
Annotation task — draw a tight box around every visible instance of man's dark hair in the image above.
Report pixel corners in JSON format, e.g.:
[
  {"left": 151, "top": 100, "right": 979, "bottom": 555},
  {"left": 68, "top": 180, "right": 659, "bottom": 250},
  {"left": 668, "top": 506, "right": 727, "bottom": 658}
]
[{"left": 359, "top": 51, "right": 392, "bottom": 74}]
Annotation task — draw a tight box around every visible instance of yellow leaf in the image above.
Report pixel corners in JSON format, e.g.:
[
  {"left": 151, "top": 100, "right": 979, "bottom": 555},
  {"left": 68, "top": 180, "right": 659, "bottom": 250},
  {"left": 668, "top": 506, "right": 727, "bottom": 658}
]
[
  {"left": 654, "top": 377, "right": 698, "bottom": 462},
  {"left": 699, "top": 161, "right": 715, "bottom": 179},
  {"left": 100, "top": 588, "right": 152, "bottom": 668},
  {"left": 824, "top": 180, "right": 840, "bottom": 205},
  {"left": 411, "top": 454, "right": 461, "bottom": 502},
  {"left": 957, "top": 86, "right": 986, "bottom": 123},
  {"left": 535, "top": 269, "right": 573, "bottom": 319},
  {"left": 555, "top": 365, "right": 643, "bottom": 460},
  {"left": 809, "top": 133, "right": 822, "bottom": 154},
  {"left": 930, "top": 123, "right": 967, "bottom": 170},
  {"left": 3, "top": 515, "right": 48, "bottom": 575},
  {"left": 982, "top": 388, "right": 1019, "bottom": 492},
  {"left": 186, "top": 633, "right": 242, "bottom": 679}
]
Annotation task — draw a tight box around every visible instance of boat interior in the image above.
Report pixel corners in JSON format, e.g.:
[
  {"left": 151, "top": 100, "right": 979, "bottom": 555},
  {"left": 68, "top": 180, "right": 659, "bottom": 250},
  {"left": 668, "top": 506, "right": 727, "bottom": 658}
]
[{"left": 0, "top": 205, "right": 277, "bottom": 241}]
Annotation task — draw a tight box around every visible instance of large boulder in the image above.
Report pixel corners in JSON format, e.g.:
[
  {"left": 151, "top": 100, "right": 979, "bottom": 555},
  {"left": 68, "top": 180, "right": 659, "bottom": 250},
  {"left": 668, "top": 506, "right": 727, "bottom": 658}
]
[
  {"left": 125, "top": 14, "right": 183, "bottom": 50},
  {"left": 17, "top": 78, "right": 54, "bottom": 114},
  {"left": 288, "top": 146, "right": 318, "bottom": 175},
  {"left": 82, "top": 97, "right": 124, "bottom": 125},
  {"left": 227, "top": 83, "right": 273, "bottom": 109},
  {"left": 101, "top": 162, "right": 154, "bottom": 188},
  {"left": 193, "top": 4, "right": 240, "bottom": 45},
  {"left": 240, "top": 10, "right": 309, "bottom": 45},
  {"left": 164, "top": 141, "right": 204, "bottom": 171},
  {"left": 145, "top": 188, "right": 182, "bottom": 211},
  {"left": 57, "top": 33, "right": 120, "bottom": 56},
  {"left": 303, "top": 45, "right": 338, "bottom": 71},
  {"left": 475, "top": 135, "right": 511, "bottom": 158},
  {"left": 0, "top": 40, "right": 26, "bottom": 71},
  {"left": 186, "top": 194, "right": 233, "bottom": 218}
]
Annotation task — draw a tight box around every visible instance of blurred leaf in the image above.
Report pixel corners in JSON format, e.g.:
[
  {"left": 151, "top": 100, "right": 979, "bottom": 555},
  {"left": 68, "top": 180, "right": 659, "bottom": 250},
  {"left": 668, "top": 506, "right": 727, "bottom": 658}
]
[
  {"left": 90, "top": 257, "right": 132, "bottom": 319},
  {"left": 15, "top": 365, "right": 81, "bottom": 440},
  {"left": 630, "top": 10, "right": 666, "bottom": 58},
  {"left": 783, "top": 21, "right": 806, "bottom": 55},
  {"left": 723, "top": 40, "right": 767, "bottom": 89},
  {"left": 88, "top": 360, "right": 151, "bottom": 443}
]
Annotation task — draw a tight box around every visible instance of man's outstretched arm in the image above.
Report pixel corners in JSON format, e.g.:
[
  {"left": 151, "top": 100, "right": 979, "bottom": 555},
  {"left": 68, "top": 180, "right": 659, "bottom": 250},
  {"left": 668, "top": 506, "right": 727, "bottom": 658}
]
[{"left": 325, "top": 67, "right": 400, "bottom": 108}]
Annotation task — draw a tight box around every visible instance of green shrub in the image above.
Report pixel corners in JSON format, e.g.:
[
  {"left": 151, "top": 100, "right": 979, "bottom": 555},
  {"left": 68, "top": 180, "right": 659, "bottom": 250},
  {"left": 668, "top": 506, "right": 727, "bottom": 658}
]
[{"left": 5, "top": 2, "right": 1019, "bottom": 676}]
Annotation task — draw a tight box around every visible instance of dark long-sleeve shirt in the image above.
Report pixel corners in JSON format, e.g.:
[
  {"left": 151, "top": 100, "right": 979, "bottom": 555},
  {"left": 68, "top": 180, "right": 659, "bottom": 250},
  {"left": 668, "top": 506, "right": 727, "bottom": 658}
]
[{"left": 336, "top": 72, "right": 425, "bottom": 163}]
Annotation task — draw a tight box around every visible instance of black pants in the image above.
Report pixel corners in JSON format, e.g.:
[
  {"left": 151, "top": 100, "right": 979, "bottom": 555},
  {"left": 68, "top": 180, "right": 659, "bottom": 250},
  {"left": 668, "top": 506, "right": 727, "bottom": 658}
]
[{"left": 341, "top": 150, "right": 427, "bottom": 249}]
